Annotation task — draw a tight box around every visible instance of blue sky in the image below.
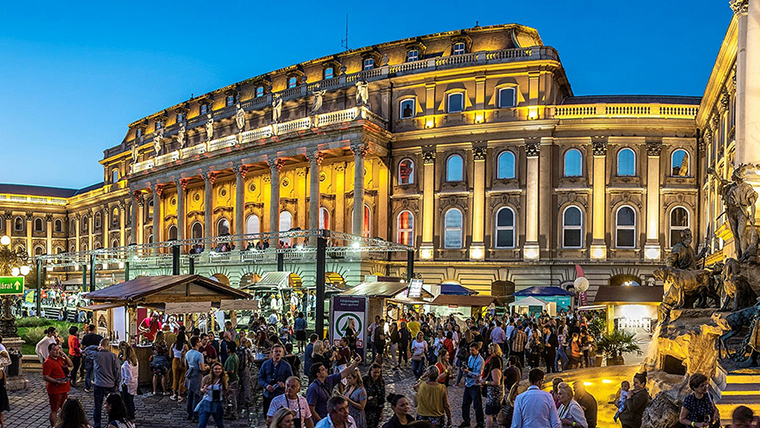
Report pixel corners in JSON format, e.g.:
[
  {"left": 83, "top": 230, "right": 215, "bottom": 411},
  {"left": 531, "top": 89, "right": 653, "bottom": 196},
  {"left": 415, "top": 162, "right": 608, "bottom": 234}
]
[{"left": 0, "top": 1, "right": 732, "bottom": 189}]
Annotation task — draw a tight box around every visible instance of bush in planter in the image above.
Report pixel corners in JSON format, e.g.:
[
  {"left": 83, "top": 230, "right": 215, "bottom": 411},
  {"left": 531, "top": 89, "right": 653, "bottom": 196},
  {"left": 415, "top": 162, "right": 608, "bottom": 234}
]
[{"left": 596, "top": 329, "right": 641, "bottom": 365}]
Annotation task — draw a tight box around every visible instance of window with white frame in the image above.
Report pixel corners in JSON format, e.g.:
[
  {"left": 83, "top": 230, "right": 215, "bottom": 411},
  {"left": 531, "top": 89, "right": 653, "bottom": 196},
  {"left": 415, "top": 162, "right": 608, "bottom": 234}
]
[
  {"left": 397, "top": 210, "right": 414, "bottom": 246},
  {"left": 617, "top": 148, "right": 636, "bottom": 176},
  {"left": 564, "top": 149, "right": 583, "bottom": 177},
  {"left": 443, "top": 208, "right": 463, "bottom": 249},
  {"left": 81, "top": 217, "right": 88, "bottom": 232},
  {"left": 447, "top": 92, "right": 464, "bottom": 113},
  {"left": 136, "top": 128, "right": 143, "bottom": 138},
  {"left": 94, "top": 212, "right": 101, "bottom": 229},
  {"left": 177, "top": 111, "right": 185, "bottom": 123},
  {"left": 288, "top": 76, "right": 298, "bottom": 88},
  {"left": 112, "top": 207, "right": 119, "bottom": 226},
  {"left": 191, "top": 222, "right": 203, "bottom": 239},
  {"left": 256, "top": 86, "right": 264, "bottom": 98},
  {"left": 400, "top": 99, "right": 415, "bottom": 119},
  {"left": 54, "top": 219, "right": 62, "bottom": 233},
  {"left": 670, "top": 207, "right": 690, "bottom": 246},
  {"left": 155, "top": 120, "right": 163, "bottom": 130},
  {"left": 111, "top": 169, "right": 119, "bottom": 183},
  {"left": 452, "top": 42, "right": 466, "bottom": 55},
  {"left": 34, "top": 218, "right": 43, "bottom": 232},
  {"left": 446, "top": 154, "right": 464, "bottom": 182},
  {"left": 226, "top": 94, "right": 236, "bottom": 106},
  {"left": 671, "top": 149, "right": 690, "bottom": 176},
  {"left": 494, "top": 207, "right": 515, "bottom": 248},
  {"left": 217, "top": 218, "right": 230, "bottom": 235},
  {"left": 200, "top": 104, "right": 208, "bottom": 115},
  {"left": 616, "top": 206, "right": 637, "bottom": 248},
  {"left": 498, "top": 87, "right": 516, "bottom": 108},
  {"left": 363, "top": 58, "right": 374, "bottom": 70},
  {"left": 398, "top": 158, "right": 414, "bottom": 185},
  {"left": 562, "top": 206, "right": 583, "bottom": 248},
  {"left": 246, "top": 215, "right": 260, "bottom": 234},
  {"left": 319, "top": 207, "right": 330, "bottom": 230},
  {"left": 497, "top": 151, "right": 516, "bottom": 179},
  {"left": 324, "top": 67, "right": 334, "bottom": 80},
  {"left": 406, "top": 49, "right": 419, "bottom": 62}
]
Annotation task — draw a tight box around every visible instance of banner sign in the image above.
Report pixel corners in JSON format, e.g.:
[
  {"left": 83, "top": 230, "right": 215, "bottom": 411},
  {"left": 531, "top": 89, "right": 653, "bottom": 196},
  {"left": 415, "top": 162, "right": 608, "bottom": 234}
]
[
  {"left": 407, "top": 279, "right": 423, "bottom": 298},
  {"left": 220, "top": 299, "right": 259, "bottom": 311},
  {"left": 0, "top": 277, "right": 24, "bottom": 295},
  {"left": 165, "top": 302, "right": 211, "bottom": 314},
  {"left": 330, "top": 295, "right": 367, "bottom": 361}
]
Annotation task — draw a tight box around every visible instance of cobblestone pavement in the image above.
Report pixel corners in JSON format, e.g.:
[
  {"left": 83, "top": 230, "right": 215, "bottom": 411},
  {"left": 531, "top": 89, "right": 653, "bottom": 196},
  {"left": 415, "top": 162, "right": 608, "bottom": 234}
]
[{"left": 7, "top": 361, "right": 467, "bottom": 428}]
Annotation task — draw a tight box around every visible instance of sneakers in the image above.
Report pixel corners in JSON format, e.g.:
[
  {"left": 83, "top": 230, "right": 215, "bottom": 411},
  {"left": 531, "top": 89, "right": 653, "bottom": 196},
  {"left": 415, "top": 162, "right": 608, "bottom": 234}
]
[{"left": 169, "top": 394, "right": 177, "bottom": 401}]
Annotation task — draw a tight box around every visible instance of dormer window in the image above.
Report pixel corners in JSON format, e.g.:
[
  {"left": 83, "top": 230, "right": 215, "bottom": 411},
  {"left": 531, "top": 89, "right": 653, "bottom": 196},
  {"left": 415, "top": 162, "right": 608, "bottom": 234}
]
[
  {"left": 225, "top": 94, "right": 236, "bottom": 106},
  {"left": 407, "top": 49, "right": 419, "bottom": 62},
  {"left": 400, "top": 99, "right": 415, "bottom": 119},
  {"left": 324, "top": 67, "right": 334, "bottom": 80},
  {"left": 363, "top": 58, "right": 375, "bottom": 70},
  {"left": 200, "top": 103, "right": 209, "bottom": 115},
  {"left": 453, "top": 42, "right": 466, "bottom": 55},
  {"left": 177, "top": 112, "right": 185, "bottom": 123},
  {"left": 447, "top": 93, "right": 464, "bottom": 113},
  {"left": 155, "top": 120, "right": 164, "bottom": 130},
  {"left": 288, "top": 76, "right": 298, "bottom": 88},
  {"left": 256, "top": 86, "right": 265, "bottom": 98}
]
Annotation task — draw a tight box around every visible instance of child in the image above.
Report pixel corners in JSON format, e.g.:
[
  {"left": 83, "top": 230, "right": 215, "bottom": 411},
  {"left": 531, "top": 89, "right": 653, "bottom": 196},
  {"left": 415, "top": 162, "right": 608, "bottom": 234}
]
[{"left": 613, "top": 380, "right": 630, "bottom": 422}]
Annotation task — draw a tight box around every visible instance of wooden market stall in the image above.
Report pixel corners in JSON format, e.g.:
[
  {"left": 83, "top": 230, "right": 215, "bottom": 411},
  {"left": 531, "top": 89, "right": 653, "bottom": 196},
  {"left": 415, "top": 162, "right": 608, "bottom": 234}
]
[
  {"left": 340, "top": 281, "right": 432, "bottom": 321},
  {"left": 84, "top": 275, "right": 252, "bottom": 385}
]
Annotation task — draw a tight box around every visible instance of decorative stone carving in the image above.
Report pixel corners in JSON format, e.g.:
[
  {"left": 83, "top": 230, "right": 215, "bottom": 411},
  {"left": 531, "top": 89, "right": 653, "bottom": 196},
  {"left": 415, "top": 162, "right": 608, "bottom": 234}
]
[
  {"left": 205, "top": 113, "right": 214, "bottom": 140},
  {"left": 3, "top": 212, "right": 11, "bottom": 221},
  {"left": 25, "top": 213, "right": 32, "bottom": 222},
  {"left": 646, "top": 140, "right": 663, "bottom": 156},
  {"left": 524, "top": 137, "right": 540, "bottom": 157},
  {"left": 272, "top": 94, "right": 283, "bottom": 123},
  {"left": 422, "top": 149, "right": 436, "bottom": 165},
  {"left": 177, "top": 121, "right": 186, "bottom": 148},
  {"left": 730, "top": 0, "right": 748, "bottom": 14},
  {"left": 591, "top": 136, "right": 608, "bottom": 156},
  {"left": 708, "top": 164, "right": 759, "bottom": 261},
  {"left": 153, "top": 131, "right": 162, "bottom": 156},
  {"left": 235, "top": 102, "right": 246, "bottom": 131},
  {"left": 355, "top": 81, "right": 369, "bottom": 106},
  {"left": 473, "top": 146, "right": 486, "bottom": 161},
  {"left": 720, "top": 91, "right": 730, "bottom": 112},
  {"left": 232, "top": 165, "right": 248, "bottom": 178},
  {"left": 201, "top": 171, "right": 217, "bottom": 185},
  {"left": 333, "top": 162, "right": 346, "bottom": 172},
  {"left": 311, "top": 90, "right": 326, "bottom": 115},
  {"left": 350, "top": 142, "right": 369, "bottom": 158},
  {"left": 268, "top": 158, "right": 284, "bottom": 172},
  {"left": 45, "top": 214, "right": 53, "bottom": 222},
  {"left": 308, "top": 151, "right": 325, "bottom": 166},
  {"left": 131, "top": 143, "right": 139, "bottom": 163}
]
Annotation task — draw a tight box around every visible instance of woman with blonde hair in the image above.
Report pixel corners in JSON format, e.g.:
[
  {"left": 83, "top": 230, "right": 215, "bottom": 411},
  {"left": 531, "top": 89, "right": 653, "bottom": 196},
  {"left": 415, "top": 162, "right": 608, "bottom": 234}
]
[
  {"left": 309, "top": 340, "right": 330, "bottom": 383},
  {"left": 344, "top": 369, "right": 367, "bottom": 428},
  {"left": 119, "top": 342, "right": 139, "bottom": 422},
  {"left": 413, "top": 365, "right": 450, "bottom": 427},
  {"left": 498, "top": 383, "right": 520, "bottom": 428},
  {"left": 149, "top": 331, "right": 170, "bottom": 396},
  {"left": 269, "top": 407, "right": 295, "bottom": 428},
  {"left": 198, "top": 362, "right": 228, "bottom": 428},
  {"left": 480, "top": 343, "right": 504, "bottom": 428},
  {"left": 556, "top": 381, "right": 587, "bottom": 428}
]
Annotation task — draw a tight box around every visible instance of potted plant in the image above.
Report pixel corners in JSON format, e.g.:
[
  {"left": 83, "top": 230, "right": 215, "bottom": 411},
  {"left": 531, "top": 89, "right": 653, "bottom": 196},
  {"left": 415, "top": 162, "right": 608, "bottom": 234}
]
[{"left": 596, "top": 329, "right": 641, "bottom": 366}]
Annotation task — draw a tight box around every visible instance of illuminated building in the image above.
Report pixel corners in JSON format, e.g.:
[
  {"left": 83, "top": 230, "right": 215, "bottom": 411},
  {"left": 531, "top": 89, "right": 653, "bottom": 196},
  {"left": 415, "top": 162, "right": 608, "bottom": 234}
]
[{"left": 0, "top": 24, "right": 707, "bottom": 298}]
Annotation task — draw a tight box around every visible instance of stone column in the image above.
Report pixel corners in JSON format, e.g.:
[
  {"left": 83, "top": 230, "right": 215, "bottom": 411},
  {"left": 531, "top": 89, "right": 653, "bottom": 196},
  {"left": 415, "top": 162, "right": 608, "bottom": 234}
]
[
  {"left": 130, "top": 191, "right": 139, "bottom": 245},
  {"left": 119, "top": 202, "right": 125, "bottom": 246},
  {"left": 88, "top": 212, "right": 93, "bottom": 251},
  {"left": 644, "top": 140, "right": 662, "bottom": 260},
  {"left": 335, "top": 163, "right": 346, "bottom": 232},
  {"left": 590, "top": 137, "right": 608, "bottom": 260},
  {"left": 309, "top": 151, "right": 324, "bottom": 233},
  {"left": 25, "top": 213, "right": 32, "bottom": 257},
  {"left": 420, "top": 149, "right": 435, "bottom": 258},
  {"left": 233, "top": 165, "right": 247, "bottom": 249},
  {"left": 351, "top": 142, "right": 368, "bottom": 237},
  {"left": 377, "top": 160, "right": 389, "bottom": 240},
  {"left": 268, "top": 159, "right": 283, "bottom": 246},
  {"left": 46, "top": 215, "right": 52, "bottom": 254},
  {"left": 153, "top": 185, "right": 163, "bottom": 253},
  {"left": 4, "top": 214, "right": 10, "bottom": 241},
  {"left": 175, "top": 179, "right": 186, "bottom": 241},
  {"left": 202, "top": 172, "right": 216, "bottom": 242},
  {"left": 470, "top": 145, "right": 486, "bottom": 260},
  {"left": 74, "top": 214, "right": 80, "bottom": 251},
  {"left": 523, "top": 138, "right": 540, "bottom": 260},
  {"left": 137, "top": 197, "right": 144, "bottom": 245}
]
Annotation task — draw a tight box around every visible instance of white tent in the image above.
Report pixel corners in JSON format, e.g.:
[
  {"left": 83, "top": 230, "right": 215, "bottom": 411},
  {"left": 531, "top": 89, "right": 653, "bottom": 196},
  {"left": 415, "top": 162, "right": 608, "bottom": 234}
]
[{"left": 509, "top": 296, "right": 557, "bottom": 315}]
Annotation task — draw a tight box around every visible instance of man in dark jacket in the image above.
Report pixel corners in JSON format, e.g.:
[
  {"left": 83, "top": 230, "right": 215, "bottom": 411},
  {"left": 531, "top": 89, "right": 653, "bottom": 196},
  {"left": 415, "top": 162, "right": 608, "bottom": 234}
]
[
  {"left": 543, "top": 325, "right": 558, "bottom": 374},
  {"left": 80, "top": 324, "right": 103, "bottom": 393},
  {"left": 257, "top": 343, "right": 293, "bottom": 417},
  {"left": 574, "top": 381, "right": 598, "bottom": 428}
]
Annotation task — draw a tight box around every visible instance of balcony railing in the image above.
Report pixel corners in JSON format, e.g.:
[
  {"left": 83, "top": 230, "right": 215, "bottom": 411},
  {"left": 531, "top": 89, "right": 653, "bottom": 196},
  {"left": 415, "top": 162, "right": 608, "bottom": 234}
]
[
  {"left": 207, "top": 135, "right": 237, "bottom": 152},
  {"left": 181, "top": 143, "right": 207, "bottom": 159},
  {"left": 552, "top": 103, "right": 698, "bottom": 119},
  {"left": 155, "top": 151, "right": 180, "bottom": 166}
]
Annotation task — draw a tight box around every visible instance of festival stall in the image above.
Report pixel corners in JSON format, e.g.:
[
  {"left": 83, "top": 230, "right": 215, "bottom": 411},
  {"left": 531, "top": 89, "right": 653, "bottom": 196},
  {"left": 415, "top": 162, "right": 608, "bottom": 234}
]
[
  {"left": 426, "top": 294, "right": 498, "bottom": 318},
  {"left": 84, "top": 274, "right": 252, "bottom": 384},
  {"left": 339, "top": 280, "right": 432, "bottom": 322},
  {"left": 513, "top": 286, "right": 573, "bottom": 314},
  {"left": 593, "top": 285, "right": 663, "bottom": 335},
  {"left": 508, "top": 296, "right": 554, "bottom": 316}
]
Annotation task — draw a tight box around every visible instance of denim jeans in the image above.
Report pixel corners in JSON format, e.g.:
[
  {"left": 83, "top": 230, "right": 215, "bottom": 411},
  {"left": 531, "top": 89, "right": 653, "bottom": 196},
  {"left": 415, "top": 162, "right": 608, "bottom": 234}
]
[
  {"left": 555, "top": 347, "right": 569, "bottom": 371},
  {"left": 456, "top": 359, "right": 465, "bottom": 385},
  {"left": 411, "top": 358, "right": 425, "bottom": 378},
  {"left": 198, "top": 401, "right": 225, "bottom": 428},
  {"left": 93, "top": 385, "right": 116, "bottom": 428},
  {"left": 84, "top": 357, "right": 93, "bottom": 389},
  {"left": 121, "top": 384, "right": 135, "bottom": 420},
  {"left": 187, "top": 390, "right": 202, "bottom": 419},
  {"left": 462, "top": 385, "right": 484, "bottom": 426}
]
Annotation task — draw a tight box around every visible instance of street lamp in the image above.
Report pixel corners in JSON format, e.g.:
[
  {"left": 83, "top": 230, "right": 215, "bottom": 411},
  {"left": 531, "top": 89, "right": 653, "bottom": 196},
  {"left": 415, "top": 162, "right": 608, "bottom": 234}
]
[{"left": 0, "top": 235, "right": 30, "bottom": 337}]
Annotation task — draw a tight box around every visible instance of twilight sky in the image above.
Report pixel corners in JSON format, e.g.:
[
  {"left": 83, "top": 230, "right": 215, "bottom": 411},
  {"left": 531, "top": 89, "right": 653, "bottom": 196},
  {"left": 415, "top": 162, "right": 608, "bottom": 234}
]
[{"left": 0, "top": 0, "right": 732, "bottom": 189}]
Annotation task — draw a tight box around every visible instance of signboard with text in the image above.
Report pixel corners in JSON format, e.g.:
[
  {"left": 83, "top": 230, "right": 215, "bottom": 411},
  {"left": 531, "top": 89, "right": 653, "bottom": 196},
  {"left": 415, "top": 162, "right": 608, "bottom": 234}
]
[
  {"left": 330, "top": 295, "right": 367, "bottom": 361},
  {"left": 407, "top": 279, "right": 423, "bottom": 298},
  {"left": 0, "top": 277, "right": 24, "bottom": 295},
  {"left": 165, "top": 302, "right": 211, "bottom": 314},
  {"left": 220, "top": 299, "right": 259, "bottom": 311}
]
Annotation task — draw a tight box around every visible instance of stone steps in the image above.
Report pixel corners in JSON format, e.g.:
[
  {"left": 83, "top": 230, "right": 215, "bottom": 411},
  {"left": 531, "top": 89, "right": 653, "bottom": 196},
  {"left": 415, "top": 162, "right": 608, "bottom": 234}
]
[{"left": 717, "top": 372, "right": 760, "bottom": 421}]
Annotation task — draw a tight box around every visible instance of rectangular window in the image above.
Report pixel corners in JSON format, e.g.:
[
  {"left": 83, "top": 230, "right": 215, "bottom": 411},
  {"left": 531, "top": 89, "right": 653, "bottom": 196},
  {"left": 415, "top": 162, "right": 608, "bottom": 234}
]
[
  {"left": 200, "top": 104, "right": 208, "bottom": 115},
  {"left": 496, "top": 230, "right": 514, "bottom": 248},
  {"left": 564, "top": 229, "right": 582, "bottom": 248},
  {"left": 324, "top": 67, "right": 334, "bottom": 80},
  {"left": 288, "top": 76, "right": 298, "bottom": 88},
  {"left": 400, "top": 99, "right": 415, "bottom": 119},
  {"left": 453, "top": 42, "right": 466, "bottom": 55},
  {"left": 498, "top": 88, "right": 516, "bottom": 108},
  {"left": 155, "top": 120, "right": 163, "bottom": 130},
  {"left": 407, "top": 50, "right": 419, "bottom": 62},
  {"left": 226, "top": 95, "right": 235, "bottom": 106},
  {"left": 363, "top": 58, "right": 374, "bottom": 70},
  {"left": 136, "top": 128, "right": 142, "bottom": 138},
  {"left": 448, "top": 93, "right": 464, "bottom": 113},
  {"left": 177, "top": 112, "right": 185, "bottom": 123},
  {"left": 256, "top": 86, "right": 264, "bottom": 98}
]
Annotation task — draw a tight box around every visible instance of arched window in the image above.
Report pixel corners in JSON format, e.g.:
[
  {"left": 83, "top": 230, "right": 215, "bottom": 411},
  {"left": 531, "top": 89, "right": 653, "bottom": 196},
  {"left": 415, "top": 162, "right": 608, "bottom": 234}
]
[
  {"left": 54, "top": 219, "right": 62, "bottom": 233},
  {"left": 70, "top": 245, "right": 75, "bottom": 253},
  {"left": 498, "top": 87, "right": 517, "bottom": 108},
  {"left": 34, "top": 218, "right": 43, "bottom": 232},
  {"left": 70, "top": 220, "right": 75, "bottom": 233},
  {"left": 494, "top": 207, "right": 515, "bottom": 248},
  {"left": 562, "top": 206, "right": 584, "bottom": 248},
  {"left": 398, "top": 159, "right": 414, "bottom": 185},
  {"left": 112, "top": 207, "right": 119, "bottom": 226},
  {"left": 148, "top": 200, "right": 154, "bottom": 221},
  {"left": 245, "top": 215, "right": 260, "bottom": 234},
  {"left": 94, "top": 212, "right": 101, "bottom": 229},
  {"left": 14, "top": 217, "right": 23, "bottom": 232},
  {"left": 617, "top": 148, "right": 636, "bottom": 176},
  {"left": 564, "top": 149, "right": 582, "bottom": 177},
  {"left": 111, "top": 239, "right": 120, "bottom": 248},
  {"left": 167, "top": 225, "right": 178, "bottom": 240},
  {"left": 319, "top": 208, "right": 330, "bottom": 230},
  {"left": 94, "top": 241, "right": 101, "bottom": 249},
  {"left": 111, "top": 169, "right": 119, "bottom": 183},
  {"left": 34, "top": 246, "right": 44, "bottom": 256},
  {"left": 443, "top": 208, "right": 463, "bottom": 249},
  {"left": 217, "top": 218, "right": 230, "bottom": 235},
  {"left": 446, "top": 154, "right": 464, "bottom": 182},
  {"left": 81, "top": 243, "right": 87, "bottom": 252},
  {"left": 497, "top": 151, "right": 516, "bottom": 179},
  {"left": 399, "top": 99, "right": 415, "bottom": 119},
  {"left": 81, "top": 216, "right": 88, "bottom": 233},
  {"left": 147, "top": 235, "right": 153, "bottom": 244},
  {"left": 670, "top": 207, "right": 690, "bottom": 247},
  {"left": 191, "top": 222, "right": 203, "bottom": 239},
  {"left": 279, "top": 211, "right": 293, "bottom": 246},
  {"left": 56, "top": 247, "right": 64, "bottom": 254},
  {"left": 671, "top": 149, "right": 690, "bottom": 176},
  {"left": 397, "top": 211, "right": 414, "bottom": 246},
  {"left": 616, "top": 206, "right": 637, "bottom": 248}
]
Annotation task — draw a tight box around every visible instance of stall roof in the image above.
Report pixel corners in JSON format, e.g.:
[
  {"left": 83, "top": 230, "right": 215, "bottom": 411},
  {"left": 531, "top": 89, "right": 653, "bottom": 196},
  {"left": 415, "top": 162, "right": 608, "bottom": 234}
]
[
  {"left": 84, "top": 275, "right": 251, "bottom": 304},
  {"left": 440, "top": 283, "right": 478, "bottom": 295},
  {"left": 243, "top": 272, "right": 293, "bottom": 290},
  {"left": 514, "top": 286, "right": 573, "bottom": 297},
  {"left": 593, "top": 285, "right": 663, "bottom": 304},
  {"left": 430, "top": 294, "right": 497, "bottom": 307},
  {"left": 509, "top": 296, "right": 549, "bottom": 307},
  {"left": 341, "top": 282, "right": 432, "bottom": 298}
]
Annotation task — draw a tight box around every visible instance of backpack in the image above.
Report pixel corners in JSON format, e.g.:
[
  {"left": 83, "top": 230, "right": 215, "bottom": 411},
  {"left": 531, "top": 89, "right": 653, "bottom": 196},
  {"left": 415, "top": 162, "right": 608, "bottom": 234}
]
[{"left": 235, "top": 347, "right": 248, "bottom": 373}]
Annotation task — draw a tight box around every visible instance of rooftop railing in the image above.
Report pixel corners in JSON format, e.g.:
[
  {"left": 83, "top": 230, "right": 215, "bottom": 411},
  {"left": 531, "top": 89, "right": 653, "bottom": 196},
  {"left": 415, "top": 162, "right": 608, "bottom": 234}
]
[{"left": 552, "top": 103, "right": 699, "bottom": 119}]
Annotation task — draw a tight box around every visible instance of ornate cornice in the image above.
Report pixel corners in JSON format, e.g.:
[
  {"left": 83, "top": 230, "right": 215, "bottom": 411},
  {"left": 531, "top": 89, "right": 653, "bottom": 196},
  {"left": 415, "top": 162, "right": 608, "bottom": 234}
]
[
  {"left": 201, "top": 171, "right": 218, "bottom": 184},
  {"left": 268, "top": 158, "right": 285, "bottom": 173},
  {"left": 308, "top": 151, "right": 325, "bottom": 166},
  {"left": 591, "top": 136, "right": 608, "bottom": 156},
  {"left": 233, "top": 165, "right": 248, "bottom": 178}
]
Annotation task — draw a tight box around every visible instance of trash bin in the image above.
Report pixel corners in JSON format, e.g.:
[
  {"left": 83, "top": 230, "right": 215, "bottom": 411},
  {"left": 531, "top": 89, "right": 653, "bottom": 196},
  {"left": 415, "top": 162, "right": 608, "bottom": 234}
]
[{"left": 7, "top": 350, "right": 21, "bottom": 377}]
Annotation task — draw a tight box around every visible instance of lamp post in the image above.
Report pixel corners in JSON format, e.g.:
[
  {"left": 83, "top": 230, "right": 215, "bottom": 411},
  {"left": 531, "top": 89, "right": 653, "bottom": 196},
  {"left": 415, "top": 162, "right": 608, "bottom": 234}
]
[{"left": 0, "top": 235, "right": 30, "bottom": 338}]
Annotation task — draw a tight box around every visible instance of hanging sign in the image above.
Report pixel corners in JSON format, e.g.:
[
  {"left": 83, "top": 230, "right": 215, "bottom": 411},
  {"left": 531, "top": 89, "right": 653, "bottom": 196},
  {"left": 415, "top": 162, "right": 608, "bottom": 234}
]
[
  {"left": 0, "top": 277, "right": 24, "bottom": 295},
  {"left": 220, "top": 299, "right": 259, "bottom": 311},
  {"left": 165, "top": 302, "right": 211, "bottom": 314},
  {"left": 407, "top": 279, "right": 423, "bottom": 298}
]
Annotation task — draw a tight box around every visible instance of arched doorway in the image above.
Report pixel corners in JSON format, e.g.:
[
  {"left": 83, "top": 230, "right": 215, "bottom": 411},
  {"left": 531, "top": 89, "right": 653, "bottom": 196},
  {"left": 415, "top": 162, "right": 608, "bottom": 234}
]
[
  {"left": 325, "top": 272, "right": 346, "bottom": 289},
  {"left": 168, "top": 225, "right": 178, "bottom": 240},
  {"left": 239, "top": 273, "right": 262, "bottom": 288},
  {"left": 210, "top": 273, "right": 230, "bottom": 286}
]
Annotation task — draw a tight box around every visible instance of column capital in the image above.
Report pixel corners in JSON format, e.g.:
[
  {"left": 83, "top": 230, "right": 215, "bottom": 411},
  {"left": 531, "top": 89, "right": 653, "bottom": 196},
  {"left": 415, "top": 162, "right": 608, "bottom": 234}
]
[
  {"left": 268, "top": 158, "right": 284, "bottom": 172},
  {"left": 132, "top": 189, "right": 142, "bottom": 201},
  {"left": 350, "top": 142, "right": 369, "bottom": 158},
  {"left": 25, "top": 212, "right": 33, "bottom": 222},
  {"left": 3, "top": 212, "right": 12, "bottom": 221},
  {"left": 731, "top": 0, "right": 748, "bottom": 15},
  {"left": 473, "top": 146, "right": 486, "bottom": 161},
  {"left": 591, "top": 136, "right": 608, "bottom": 156},
  {"left": 524, "top": 137, "right": 541, "bottom": 157},
  {"left": 646, "top": 139, "right": 663, "bottom": 156},
  {"left": 308, "top": 151, "right": 325, "bottom": 166},
  {"left": 201, "top": 171, "right": 218, "bottom": 184},
  {"left": 74, "top": 213, "right": 81, "bottom": 221},
  {"left": 118, "top": 202, "right": 126, "bottom": 211},
  {"left": 422, "top": 147, "right": 436, "bottom": 165},
  {"left": 154, "top": 184, "right": 164, "bottom": 196},
  {"left": 45, "top": 214, "right": 53, "bottom": 223},
  {"left": 233, "top": 164, "right": 249, "bottom": 178}
]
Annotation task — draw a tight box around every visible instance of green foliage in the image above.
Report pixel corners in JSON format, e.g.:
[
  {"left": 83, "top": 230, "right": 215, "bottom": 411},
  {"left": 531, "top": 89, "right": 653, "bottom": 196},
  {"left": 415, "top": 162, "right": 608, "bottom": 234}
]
[
  {"left": 15, "top": 317, "right": 53, "bottom": 328},
  {"left": 587, "top": 316, "right": 606, "bottom": 339},
  {"left": 596, "top": 329, "right": 641, "bottom": 358},
  {"left": 20, "top": 327, "right": 47, "bottom": 346}
]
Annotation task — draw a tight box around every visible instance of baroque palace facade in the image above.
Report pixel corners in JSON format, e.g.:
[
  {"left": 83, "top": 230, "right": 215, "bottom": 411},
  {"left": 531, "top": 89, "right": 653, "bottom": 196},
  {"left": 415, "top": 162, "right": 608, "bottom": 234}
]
[{"left": 0, "top": 23, "right": 711, "bottom": 297}]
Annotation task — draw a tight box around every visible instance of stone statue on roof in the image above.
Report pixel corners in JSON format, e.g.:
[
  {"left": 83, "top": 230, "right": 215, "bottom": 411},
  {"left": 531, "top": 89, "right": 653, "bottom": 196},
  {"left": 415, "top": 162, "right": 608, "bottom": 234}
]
[
  {"left": 272, "top": 94, "right": 283, "bottom": 123},
  {"left": 205, "top": 113, "right": 214, "bottom": 141},
  {"left": 153, "top": 129, "right": 163, "bottom": 156},
  {"left": 177, "top": 121, "right": 186, "bottom": 148},
  {"left": 311, "top": 90, "right": 326, "bottom": 115},
  {"left": 235, "top": 102, "right": 245, "bottom": 131},
  {"left": 356, "top": 81, "right": 369, "bottom": 106},
  {"left": 131, "top": 143, "right": 138, "bottom": 162}
]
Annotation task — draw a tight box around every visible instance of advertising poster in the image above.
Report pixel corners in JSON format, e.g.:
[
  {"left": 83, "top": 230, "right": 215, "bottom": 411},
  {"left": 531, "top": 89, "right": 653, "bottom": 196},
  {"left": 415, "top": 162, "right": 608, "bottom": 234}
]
[{"left": 330, "top": 295, "right": 367, "bottom": 361}]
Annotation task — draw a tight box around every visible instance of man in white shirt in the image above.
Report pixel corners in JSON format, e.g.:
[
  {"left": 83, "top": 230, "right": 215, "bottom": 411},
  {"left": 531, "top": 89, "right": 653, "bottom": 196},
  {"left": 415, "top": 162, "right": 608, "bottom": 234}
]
[
  {"left": 314, "top": 396, "right": 355, "bottom": 428},
  {"left": 511, "top": 368, "right": 561, "bottom": 428},
  {"left": 267, "top": 376, "right": 314, "bottom": 428},
  {"left": 35, "top": 327, "right": 58, "bottom": 363}
]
